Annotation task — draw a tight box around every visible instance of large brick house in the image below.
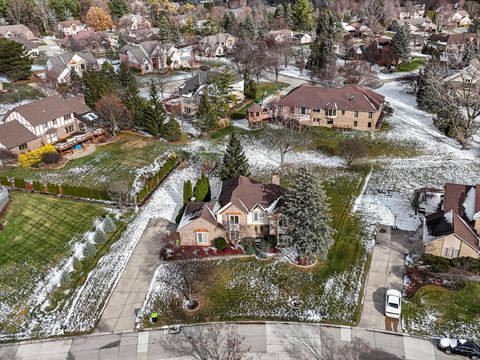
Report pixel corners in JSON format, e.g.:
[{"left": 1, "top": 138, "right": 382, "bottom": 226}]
[
  {"left": 266, "top": 84, "right": 385, "bottom": 131},
  {"left": 0, "top": 95, "right": 94, "bottom": 153},
  {"left": 119, "top": 41, "right": 181, "bottom": 74},
  {"left": 423, "top": 183, "right": 480, "bottom": 259},
  {"left": 177, "top": 176, "right": 285, "bottom": 246},
  {"left": 46, "top": 52, "right": 97, "bottom": 84}
]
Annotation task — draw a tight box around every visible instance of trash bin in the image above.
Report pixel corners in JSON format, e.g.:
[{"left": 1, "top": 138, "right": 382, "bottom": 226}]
[{"left": 151, "top": 312, "right": 158, "bottom": 323}]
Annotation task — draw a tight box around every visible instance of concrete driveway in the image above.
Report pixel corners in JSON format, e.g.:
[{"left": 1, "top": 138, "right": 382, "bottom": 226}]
[
  {"left": 96, "top": 218, "right": 176, "bottom": 333},
  {"left": 360, "top": 225, "right": 415, "bottom": 331}
]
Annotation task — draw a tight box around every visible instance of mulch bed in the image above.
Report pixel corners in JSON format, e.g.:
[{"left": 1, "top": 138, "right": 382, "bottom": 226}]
[{"left": 404, "top": 266, "right": 467, "bottom": 297}]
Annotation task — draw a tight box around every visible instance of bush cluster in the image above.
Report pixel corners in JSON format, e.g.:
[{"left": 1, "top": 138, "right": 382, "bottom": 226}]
[
  {"left": 423, "top": 253, "right": 480, "bottom": 274},
  {"left": 62, "top": 184, "right": 111, "bottom": 201},
  {"left": 18, "top": 144, "right": 58, "bottom": 167},
  {"left": 242, "top": 237, "right": 256, "bottom": 255},
  {"left": 213, "top": 237, "right": 228, "bottom": 250},
  {"left": 136, "top": 154, "right": 180, "bottom": 204}
]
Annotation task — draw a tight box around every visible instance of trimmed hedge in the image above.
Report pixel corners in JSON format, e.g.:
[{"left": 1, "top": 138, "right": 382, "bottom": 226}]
[
  {"left": 13, "top": 177, "right": 25, "bottom": 189},
  {"left": 0, "top": 176, "right": 10, "bottom": 186},
  {"left": 47, "top": 183, "right": 60, "bottom": 194},
  {"left": 213, "top": 237, "right": 227, "bottom": 250},
  {"left": 62, "top": 184, "right": 111, "bottom": 201},
  {"left": 136, "top": 154, "right": 182, "bottom": 204},
  {"left": 32, "top": 181, "right": 43, "bottom": 192}
]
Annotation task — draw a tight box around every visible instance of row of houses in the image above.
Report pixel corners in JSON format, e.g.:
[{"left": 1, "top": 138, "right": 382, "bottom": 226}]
[{"left": 0, "top": 96, "right": 100, "bottom": 154}]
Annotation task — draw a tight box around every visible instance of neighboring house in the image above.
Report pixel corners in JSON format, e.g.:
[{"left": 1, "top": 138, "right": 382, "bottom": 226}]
[
  {"left": 397, "top": 4, "right": 425, "bottom": 19},
  {"left": 426, "top": 33, "right": 479, "bottom": 58},
  {"left": 0, "top": 24, "right": 35, "bottom": 40},
  {"left": 0, "top": 95, "right": 94, "bottom": 152},
  {"left": 389, "top": 18, "right": 436, "bottom": 33},
  {"left": 443, "top": 59, "right": 480, "bottom": 87},
  {"left": 0, "top": 187, "right": 9, "bottom": 215},
  {"left": 46, "top": 52, "right": 97, "bottom": 84},
  {"left": 265, "top": 29, "right": 293, "bottom": 44},
  {"left": 423, "top": 183, "right": 480, "bottom": 259},
  {"left": 198, "top": 33, "right": 234, "bottom": 57},
  {"left": 273, "top": 84, "right": 385, "bottom": 131},
  {"left": 117, "top": 14, "right": 152, "bottom": 41},
  {"left": 293, "top": 32, "right": 313, "bottom": 45},
  {"left": 9, "top": 35, "right": 40, "bottom": 56},
  {"left": 57, "top": 20, "right": 84, "bottom": 37},
  {"left": 178, "top": 175, "right": 286, "bottom": 246},
  {"left": 448, "top": 10, "right": 472, "bottom": 27},
  {"left": 119, "top": 41, "right": 181, "bottom": 74},
  {"left": 179, "top": 70, "right": 244, "bottom": 116},
  {"left": 62, "top": 30, "right": 108, "bottom": 52}
]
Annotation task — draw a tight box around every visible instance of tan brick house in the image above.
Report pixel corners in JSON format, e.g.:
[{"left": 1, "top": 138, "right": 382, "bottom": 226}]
[
  {"left": 423, "top": 183, "right": 480, "bottom": 259},
  {"left": 271, "top": 84, "right": 385, "bottom": 131},
  {"left": 177, "top": 176, "right": 285, "bottom": 247}
]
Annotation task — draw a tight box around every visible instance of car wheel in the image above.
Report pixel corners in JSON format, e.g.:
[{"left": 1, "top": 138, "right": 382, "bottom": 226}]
[
  {"left": 471, "top": 356, "right": 478, "bottom": 360},
  {"left": 445, "top": 350, "right": 452, "bottom": 355}
]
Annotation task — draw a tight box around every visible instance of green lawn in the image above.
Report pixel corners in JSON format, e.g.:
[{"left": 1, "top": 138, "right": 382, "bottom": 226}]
[
  {"left": 308, "top": 126, "right": 421, "bottom": 159},
  {"left": 0, "top": 132, "right": 169, "bottom": 190},
  {"left": 0, "top": 191, "right": 108, "bottom": 333},
  {"left": 0, "top": 82, "right": 44, "bottom": 104},
  {"left": 396, "top": 57, "right": 424, "bottom": 72},
  {"left": 403, "top": 282, "right": 480, "bottom": 341},
  {"left": 147, "top": 168, "right": 370, "bottom": 326}
]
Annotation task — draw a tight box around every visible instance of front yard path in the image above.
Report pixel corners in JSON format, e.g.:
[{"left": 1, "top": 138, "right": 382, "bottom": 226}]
[{"left": 96, "top": 218, "right": 177, "bottom": 333}]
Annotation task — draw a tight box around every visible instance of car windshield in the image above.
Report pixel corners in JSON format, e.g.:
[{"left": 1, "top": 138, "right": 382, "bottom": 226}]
[{"left": 388, "top": 302, "right": 399, "bottom": 308}]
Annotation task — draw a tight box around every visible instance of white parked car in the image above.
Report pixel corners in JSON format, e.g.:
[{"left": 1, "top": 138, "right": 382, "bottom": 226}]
[{"left": 385, "top": 289, "right": 402, "bottom": 318}]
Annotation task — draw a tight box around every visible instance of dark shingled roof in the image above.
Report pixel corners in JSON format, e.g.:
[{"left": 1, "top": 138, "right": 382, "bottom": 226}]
[
  {"left": 218, "top": 176, "right": 286, "bottom": 211},
  {"left": 428, "top": 32, "right": 478, "bottom": 45},
  {"left": 0, "top": 120, "right": 38, "bottom": 149},
  {"left": 179, "top": 70, "right": 217, "bottom": 95},
  {"left": 179, "top": 201, "right": 218, "bottom": 229},
  {"left": 277, "top": 84, "right": 384, "bottom": 112}
]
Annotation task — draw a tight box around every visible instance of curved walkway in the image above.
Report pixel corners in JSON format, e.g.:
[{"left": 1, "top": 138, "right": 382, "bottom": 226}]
[{"left": 0, "top": 322, "right": 453, "bottom": 360}]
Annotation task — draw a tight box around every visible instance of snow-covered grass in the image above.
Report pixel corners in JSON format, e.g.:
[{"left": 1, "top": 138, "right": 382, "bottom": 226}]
[{"left": 403, "top": 282, "right": 480, "bottom": 342}]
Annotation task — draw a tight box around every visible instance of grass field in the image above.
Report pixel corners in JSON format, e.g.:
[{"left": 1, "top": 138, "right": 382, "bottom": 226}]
[
  {"left": 396, "top": 57, "right": 424, "bottom": 72},
  {"left": 0, "top": 133, "right": 169, "bottom": 190},
  {"left": 0, "top": 191, "right": 108, "bottom": 333},
  {"left": 147, "top": 167, "right": 370, "bottom": 326},
  {"left": 402, "top": 282, "right": 480, "bottom": 342},
  {"left": 0, "top": 82, "right": 44, "bottom": 104}
]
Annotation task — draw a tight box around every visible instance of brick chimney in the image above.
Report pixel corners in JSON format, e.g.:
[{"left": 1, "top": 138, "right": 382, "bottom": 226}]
[{"left": 271, "top": 174, "right": 280, "bottom": 185}]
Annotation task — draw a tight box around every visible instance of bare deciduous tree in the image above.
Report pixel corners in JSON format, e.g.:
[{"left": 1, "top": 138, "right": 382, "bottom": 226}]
[
  {"left": 6, "top": 0, "right": 30, "bottom": 24},
  {"left": 159, "top": 257, "right": 212, "bottom": 309},
  {"left": 422, "top": 57, "right": 480, "bottom": 149},
  {"left": 0, "top": 149, "right": 18, "bottom": 167},
  {"left": 282, "top": 325, "right": 336, "bottom": 360},
  {"left": 340, "top": 138, "right": 367, "bottom": 166},
  {"left": 161, "top": 324, "right": 251, "bottom": 360},
  {"left": 95, "top": 94, "right": 132, "bottom": 137},
  {"left": 339, "top": 61, "right": 382, "bottom": 87},
  {"left": 155, "top": 71, "right": 171, "bottom": 98},
  {"left": 109, "top": 180, "right": 131, "bottom": 206}
]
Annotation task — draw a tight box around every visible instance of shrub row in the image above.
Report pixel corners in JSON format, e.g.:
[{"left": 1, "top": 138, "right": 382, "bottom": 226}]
[
  {"left": 423, "top": 253, "right": 480, "bottom": 274},
  {"left": 136, "top": 154, "right": 182, "bottom": 204},
  {"left": 0, "top": 177, "right": 110, "bottom": 201}
]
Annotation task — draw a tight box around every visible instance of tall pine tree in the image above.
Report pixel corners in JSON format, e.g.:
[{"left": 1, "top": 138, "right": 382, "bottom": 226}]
[
  {"left": 194, "top": 173, "right": 210, "bottom": 202},
  {"left": 157, "top": 14, "right": 172, "bottom": 42},
  {"left": 292, "top": 0, "right": 314, "bottom": 32},
  {"left": 281, "top": 168, "right": 335, "bottom": 261},
  {"left": 142, "top": 81, "right": 166, "bottom": 136},
  {"left": 0, "top": 38, "right": 33, "bottom": 81},
  {"left": 183, "top": 180, "right": 193, "bottom": 204},
  {"left": 163, "top": 117, "right": 182, "bottom": 141},
  {"left": 392, "top": 24, "right": 412, "bottom": 64},
  {"left": 108, "top": 0, "right": 128, "bottom": 21},
  {"left": 219, "top": 132, "right": 250, "bottom": 180},
  {"left": 196, "top": 88, "right": 217, "bottom": 132}
]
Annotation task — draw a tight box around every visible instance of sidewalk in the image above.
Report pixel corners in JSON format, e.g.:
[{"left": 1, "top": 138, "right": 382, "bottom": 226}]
[
  {"left": 96, "top": 218, "right": 176, "bottom": 333},
  {"left": 0, "top": 322, "right": 452, "bottom": 360}
]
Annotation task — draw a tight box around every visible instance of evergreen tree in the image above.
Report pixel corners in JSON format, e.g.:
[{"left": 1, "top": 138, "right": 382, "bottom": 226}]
[
  {"left": 244, "top": 79, "right": 257, "bottom": 99},
  {"left": 101, "top": 61, "right": 116, "bottom": 81},
  {"left": 222, "top": 11, "right": 235, "bottom": 32},
  {"left": 163, "top": 117, "right": 183, "bottom": 141},
  {"left": 208, "top": 68, "right": 236, "bottom": 114},
  {"left": 240, "top": 15, "right": 256, "bottom": 39},
  {"left": 123, "top": 80, "right": 147, "bottom": 127},
  {"left": 94, "top": 228, "right": 107, "bottom": 244},
  {"left": 118, "top": 62, "right": 134, "bottom": 87},
  {"left": 68, "top": 68, "right": 82, "bottom": 95},
  {"left": 292, "top": 0, "right": 314, "bottom": 32},
  {"left": 416, "top": 58, "right": 442, "bottom": 111},
  {"left": 0, "top": 38, "right": 33, "bottom": 81},
  {"left": 157, "top": 13, "right": 172, "bottom": 42},
  {"left": 281, "top": 168, "right": 335, "bottom": 261},
  {"left": 108, "top": 0, "right": 128, "bottom": 21},
  {"left": 103, "top": 215, "right": 116, "bottom": 233},
  {"left": 170, "top": 22, "right": 182, "bottom": 45},
  {"left": 392, "top": 24, "right": 412, "bottom": 64},
  {"left": 82, "top": 68, "right": 114, "bottom": 107},
  {"left": 83, "top": 241, "right": 97, "bottom": 258},
  {"left": 307, "top": 10, "right": 340, "bottom": 79},
  {"left": 183, "top": 180, "right": 193, "bottom": 204},
  {"left": 219, "top": 132, "right": 250, "bottom": 180},
  {"left": 196, "top": 88, "right": 218, "bottom": 132},
  {"left": 143, "top": 81, "right": 165, "bottom": 136},
  {"left": 194, "top": 173, "right": 210, "bottom": 202},
  {"left": 469, "top": 17, "right": 480, "bottom": 33},
  {"left": 283, "top": 3, "right": 294, "bottom": 28}
]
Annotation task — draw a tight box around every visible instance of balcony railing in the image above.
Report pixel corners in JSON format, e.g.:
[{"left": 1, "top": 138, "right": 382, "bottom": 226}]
[{"left": 55, "top": 128, "right": 105, "bottom": 151}]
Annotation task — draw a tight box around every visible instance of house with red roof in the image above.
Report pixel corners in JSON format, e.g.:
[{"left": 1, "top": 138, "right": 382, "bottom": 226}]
[
  {"left": 177, "top": 175, "right": 285, "bottom": 247},
  {"left": 423, "top": 183, "right": 480, "bottom": 259},
  {"left": 271, "top": 84, "right": 385, "bottom": 131}
]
